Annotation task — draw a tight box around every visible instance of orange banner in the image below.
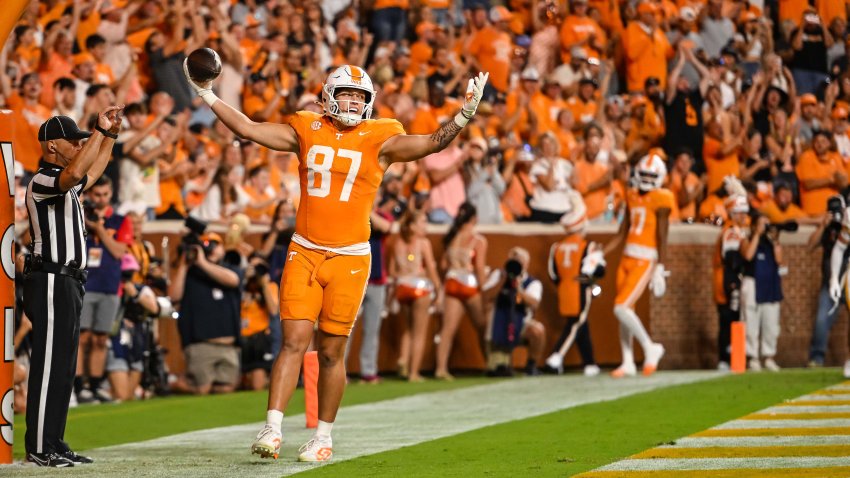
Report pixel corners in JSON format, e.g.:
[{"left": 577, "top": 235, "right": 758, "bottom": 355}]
[{"left": 1, "top": 0, "right": 30, "bottom": 463}]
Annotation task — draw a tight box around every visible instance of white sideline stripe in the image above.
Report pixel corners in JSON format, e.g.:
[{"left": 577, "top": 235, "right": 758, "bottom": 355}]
[
  {"left": 761, "top": 406, "right": 850, "bottom": 414},
  {"left": 793, "top": 394, "right": 850, "bottom": 401},
  {"left": 597, "top": 457, "right": 850, "bottom": 471},
  {"left": 660, "top": 436, "right": 850, "bottom": 448},
  {"left": 713, "top": 419, "right": 850, "bottom": 429},
  {"left": 3, "top": 371, "right": 720, "bottom": 477}
]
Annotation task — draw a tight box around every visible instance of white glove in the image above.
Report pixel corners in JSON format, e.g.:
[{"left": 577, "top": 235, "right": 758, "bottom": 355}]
[
  {"left": 182, "top": 58, "right": 218, "bottom": 106},
  {"left": 830, "top": 276, "right": 842, "bottom": 304},
  {"left": 454, "top": 71, "right": 489, "bottom": 127},
  {"left": 580, "top": 248, "right": 606, "bottom": 277},
  {"left": 649, "top": 263, "right": 670, "bottom": 298}
]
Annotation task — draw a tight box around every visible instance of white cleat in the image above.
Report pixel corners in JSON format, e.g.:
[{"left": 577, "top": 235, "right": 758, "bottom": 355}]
[
  {"left": 251, "top": 425, "right": 281, "bottom": 459},
  {"left": 748, "top": 358, "right": 762, "bottom": 372},
  {"left": 583, "top": 364, "right": 600, "bottom": 377},
  {"left": 610, "top": 362, "right": 637, "bottom": 378},
  {"left": 717, "top": 361, "right": 730, "bottom": 372},
  {"left": 545, "top": 353, "right": 564, "bottom": 374},
  {"left": 642, "top": 343, "right": 665, "bottom": 376},
  {"left": 844, "top": 360, "right": 850, "bottom": 379},
  {"left": 764, "top": 358, "right": 781, "bottom": 372},
  {"left": 298, "top": 435, "right": 333, "bottom": 462}
]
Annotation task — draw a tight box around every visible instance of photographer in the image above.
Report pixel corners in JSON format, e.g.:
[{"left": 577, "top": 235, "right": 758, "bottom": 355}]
[
  {"left": 740, "top": 214, "right": 786, "bottom": 372},
  {"left": 240, "top": 256, "right": 279, "bottom": 390},
  {"left": 810, "top": 194, "right": 849, "bottom": 367},
  {"left": 106, "top": 254, "right": 170, "bottom": 401},
  {"left": 77, "top": 176, "right": 134, "bottom": 404},
  {"left": 486, "top": 247, "right": 546, "bottom": 376},
  {"left": 169, "top": 231, "right": 243, "bottom": 395}
]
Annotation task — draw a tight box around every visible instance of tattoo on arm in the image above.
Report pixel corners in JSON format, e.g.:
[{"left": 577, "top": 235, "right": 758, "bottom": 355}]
[{"left": 430, "top": 119, "right": 463, "bottom": 151}]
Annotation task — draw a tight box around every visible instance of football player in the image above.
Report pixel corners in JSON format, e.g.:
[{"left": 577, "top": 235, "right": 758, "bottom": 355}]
[
  {"left": 184, "top": 62, "right": 489, "bottom": 461},
  {"left": 827, "top": 196, "right": 850, "bottom": 378},
  {"left": 604, "top": 154, "right": 673, "bottom": 377}
]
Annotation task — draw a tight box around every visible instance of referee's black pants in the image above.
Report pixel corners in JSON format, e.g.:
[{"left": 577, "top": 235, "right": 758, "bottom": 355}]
[{"left": 23, "top": 271, "right": 84, "bottom": 455}]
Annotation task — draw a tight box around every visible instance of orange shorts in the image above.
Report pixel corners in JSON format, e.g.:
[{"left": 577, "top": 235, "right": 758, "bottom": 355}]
[
  {"left": 395, "top": 277, "right": 433, "bottom": 303},
  {"left": 444, "top": 270, "right": 479, "bottom": 300},
  {"left": 279, "top": 242, "right": 371, "bottom": 336},
  {"left": 614, "top": 256, "right": 654, "bottom": 308}
]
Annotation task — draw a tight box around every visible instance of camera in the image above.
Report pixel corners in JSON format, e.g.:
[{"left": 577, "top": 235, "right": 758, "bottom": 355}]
[
  {"left": 504, "top": 258, "right": 523, "bottom": 285},
  {"left": 767, "top": 221, "right": 799, "bottom": 234},
  {"left": 828, "top": 195, "right": 846, "bottom": 223},
  {"left": 179, "top": 216, "right": 213, "bottom": 262},
  {"left": 82, "top": 199, "right": 99, "bottom": 224}
]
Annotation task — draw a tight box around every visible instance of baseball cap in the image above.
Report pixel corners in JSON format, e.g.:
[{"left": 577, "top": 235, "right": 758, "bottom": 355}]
[
  {"left": 38, "top": 116, "right": 92, "bottom": 142},
  {"left": 121, "top": 253, "right": 141, "bottom": 272},
  {"left": 833, "top": 105, "right": 849, "bottom": 120},
  {"left": 200, "top": 232, "right": 223, "bottom": 244},
  {"left": 637, "top": 2, "right": 658, "bottom": 15},
  {"left": 680, "top": 6, "right": 696, "bottom": 22},
  {"left": 490, "top": 5, "right": 513, "bottom": 23},
  {"left": 571, "top": 47, "right": 588, "bottom": 60},
  {"left": 521, "top": 66, "right": 540, "bottom": 81},
  {"left": 73, "top": 52, "right": 95, "bottom": 67},
  {"left": 800, "top": 93, "right": 818, "bottom": 106}
]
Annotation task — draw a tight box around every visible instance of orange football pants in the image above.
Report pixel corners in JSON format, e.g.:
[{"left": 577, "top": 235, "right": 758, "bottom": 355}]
[
  {"left": 279, "top": 242, "right": 371, "bottom": 336},
  {"left": 614, "top": 256, "right": 655, "bottom": 309}
]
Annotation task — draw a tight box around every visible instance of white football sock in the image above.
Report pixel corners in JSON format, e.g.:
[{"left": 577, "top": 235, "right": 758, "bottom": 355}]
[
  {"left": 615, "top": 305, "right": 653, "bottom": 351},
  {"left": 267, "top": 410, "right": 284, "bottom": 432},
  {"left": 618, "top": 321, "right": 634, "bottom": 365},
  {"left": 317, "top": 420, "right": 334, "bottom": 439}
]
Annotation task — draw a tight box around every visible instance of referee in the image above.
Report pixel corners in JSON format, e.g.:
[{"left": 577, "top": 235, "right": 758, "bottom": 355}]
[{"left": 23, "top": 107, "right": 123, "bottom": 467}]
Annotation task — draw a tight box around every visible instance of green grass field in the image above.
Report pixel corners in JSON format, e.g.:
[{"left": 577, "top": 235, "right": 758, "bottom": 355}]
[
  {"left": 9, "top": 369, "right": 843, "bottom": 477},
  {"left": 12, "top": 377, "right": 492, "bottom": 458},
  {"left": 301, "top": 370, "right": 841, "bottom": 477}
]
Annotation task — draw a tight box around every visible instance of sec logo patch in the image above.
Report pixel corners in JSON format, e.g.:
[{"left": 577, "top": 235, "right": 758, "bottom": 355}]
[{"left": 311, "top": 121, "right": 322, "bottom": 131}]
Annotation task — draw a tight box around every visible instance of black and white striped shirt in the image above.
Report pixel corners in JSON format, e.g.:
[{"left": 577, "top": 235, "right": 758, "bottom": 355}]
[{"left": 25, "top": 160, "right": 89, "bottom": 269}]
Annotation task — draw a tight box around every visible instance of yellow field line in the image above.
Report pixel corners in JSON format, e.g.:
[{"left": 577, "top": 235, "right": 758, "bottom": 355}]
[
  {"left": 692, "top": 427, "right": 850, "bottom": 437},
  {"left": 811, "top": 390, "right": 850, "bottom": 396},
  {"left": 743, "top": 412, "right": 850, "bottom": 420},
  {"left": 777, "top": 400, "right": 850, "bottom": 406},
  {"left": 631, "top": 445, "right": 850, "bottom": 459},
  {"left": 575, "top": 467, "right": 850, "bottom": 478}
]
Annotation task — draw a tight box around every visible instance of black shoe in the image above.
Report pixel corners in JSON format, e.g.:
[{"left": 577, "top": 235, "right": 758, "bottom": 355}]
[
  {"left": 62, "top": 449, "right": 94, "bottom": 464},
  {"left": 93, "top": 389, "right": 114, "bottom": 404},
  {"left": 76, "top": 389, "right": 100, "bottom": 404},
  {"left": 26, "top": 452, "right": 74, "bottom": 467},
  {"left": 525, "top": 365, "right": 541, "bottom": 376}
]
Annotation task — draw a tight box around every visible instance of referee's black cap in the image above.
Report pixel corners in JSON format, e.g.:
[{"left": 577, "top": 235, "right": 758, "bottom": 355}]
[{"left": 38, "top": 116, "right": 92, "bottom": 142}]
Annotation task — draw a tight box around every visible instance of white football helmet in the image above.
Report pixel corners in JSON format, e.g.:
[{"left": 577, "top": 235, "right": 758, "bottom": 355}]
[
  {"left": 635, "top": 153, "right": 667, "bottom": 192},
  {"left": 321, "top": 65, "right": 376, "bottom": 127},
  {"left": 560, "top": 190, "right": 588, "bottom": 234}
]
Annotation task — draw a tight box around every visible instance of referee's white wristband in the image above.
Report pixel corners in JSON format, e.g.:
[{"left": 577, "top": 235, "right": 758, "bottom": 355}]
[
  {"left": 199, "top": 90, "right": 219, "bottom": 107},
  {"left": 453, "top": 112, "right": 470, "bottom": 128}
]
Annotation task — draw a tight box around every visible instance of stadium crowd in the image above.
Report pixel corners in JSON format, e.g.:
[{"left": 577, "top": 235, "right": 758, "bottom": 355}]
[{"left": 6, "top": 0, "right": 850, "bottom": 404}]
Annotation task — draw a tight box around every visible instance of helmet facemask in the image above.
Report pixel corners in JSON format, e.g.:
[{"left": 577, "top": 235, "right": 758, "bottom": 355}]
[{"left": 322, "top": 84, "right": 374, "bottom": 127}]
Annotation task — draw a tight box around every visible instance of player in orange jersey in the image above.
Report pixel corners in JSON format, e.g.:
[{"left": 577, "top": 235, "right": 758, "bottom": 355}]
[
  {"left": 184, "top": 61, "right": 489, "bottom": 462},
  {"left": 604, "top": 154, "right": 673, "bottom": 378}
]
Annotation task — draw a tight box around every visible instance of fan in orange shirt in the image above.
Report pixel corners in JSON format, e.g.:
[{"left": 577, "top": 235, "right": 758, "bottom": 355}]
[
  {"left": 185, "top": 61, "right": 490, "bottom": 462},
  {"left": 560, "top": 0, "right": 607, "bottom": 63},
  {"left": 622, "top": 2, "right": 674, "bottom": 92},
  {"left": 667, "top": 149, "right": 703, "bottom": 222},
  {"left": 604, "top": 153, "right": 673, "bottom": 378},
  {"left": 467, "top": 5, "right": 513, "bottom": 93}
]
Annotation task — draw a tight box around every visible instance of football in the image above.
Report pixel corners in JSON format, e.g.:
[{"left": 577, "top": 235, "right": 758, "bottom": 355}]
[{"left": 186, "top": 48, "right": 222, "bottom": 84}]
